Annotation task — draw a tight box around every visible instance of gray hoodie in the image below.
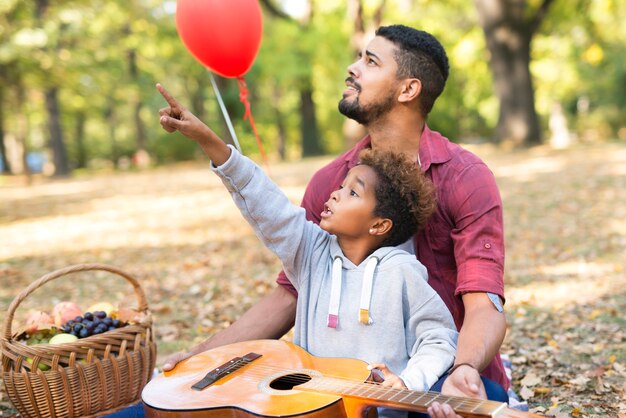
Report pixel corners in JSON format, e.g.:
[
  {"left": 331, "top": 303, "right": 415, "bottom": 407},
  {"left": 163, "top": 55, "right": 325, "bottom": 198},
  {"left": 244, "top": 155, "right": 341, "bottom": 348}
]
[{"left": 212, "top": 147, "right": 458, "bottom": 416}]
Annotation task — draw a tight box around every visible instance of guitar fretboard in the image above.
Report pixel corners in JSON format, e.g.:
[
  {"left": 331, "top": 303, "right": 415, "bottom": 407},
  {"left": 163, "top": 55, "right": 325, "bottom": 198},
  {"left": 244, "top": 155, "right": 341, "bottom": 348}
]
[{"left": 298, "top": 376, "right": 507, "bottom": 417}]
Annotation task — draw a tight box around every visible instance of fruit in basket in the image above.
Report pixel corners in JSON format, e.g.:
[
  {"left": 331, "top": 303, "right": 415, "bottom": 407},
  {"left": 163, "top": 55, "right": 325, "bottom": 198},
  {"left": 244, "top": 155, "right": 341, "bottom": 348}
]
[
  {"left": 24, "top": 326, "right": 59, "bottom": 344},
  {"left": 24, "top": 310, "right": 55, "bottom": 334},
  {"left": 25, "top": 310, "right": 54, "bottom": 325},
  {"left": 86, "top": 302, "right": 116, "bottom": 316},
  {"left": 61, "top": 312, "right": 127, "bottom": 338},
  {"left": 25, "top": 356, "right": 51, "bottom": 371},
  {"left": 52, "top": 301, "right": 82, "bottom": 327},
  {"left": 49, "top": 333, "right": 78, "bottom": 344}
]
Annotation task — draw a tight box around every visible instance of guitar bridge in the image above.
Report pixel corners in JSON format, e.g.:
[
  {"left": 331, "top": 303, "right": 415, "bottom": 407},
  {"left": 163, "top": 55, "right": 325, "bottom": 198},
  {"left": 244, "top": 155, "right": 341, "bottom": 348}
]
[{"left": 191, "top": 352, "right": 262, "bottom": 391}]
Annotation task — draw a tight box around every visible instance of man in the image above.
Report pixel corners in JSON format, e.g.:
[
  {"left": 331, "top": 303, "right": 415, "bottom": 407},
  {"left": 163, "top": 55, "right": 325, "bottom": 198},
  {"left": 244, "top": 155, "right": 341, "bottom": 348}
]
[{"left": 162, "top": 25, "right": 508, "bottom": 418}]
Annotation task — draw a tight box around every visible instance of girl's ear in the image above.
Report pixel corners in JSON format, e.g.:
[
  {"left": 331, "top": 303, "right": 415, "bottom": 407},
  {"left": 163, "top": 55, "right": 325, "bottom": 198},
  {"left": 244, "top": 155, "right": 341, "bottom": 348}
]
[
  {"left": 398, "top": 78, "right": 421, "bottom": 103},
  {"left": 368, "top": 218, "right": 393, "bottom": 236}
]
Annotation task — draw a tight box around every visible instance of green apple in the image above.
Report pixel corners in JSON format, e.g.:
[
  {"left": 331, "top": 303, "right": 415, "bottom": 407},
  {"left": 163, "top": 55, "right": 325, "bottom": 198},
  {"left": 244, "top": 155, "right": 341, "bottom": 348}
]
[{"left": 49, "top": 333, "right": 78, "bottom": 344}]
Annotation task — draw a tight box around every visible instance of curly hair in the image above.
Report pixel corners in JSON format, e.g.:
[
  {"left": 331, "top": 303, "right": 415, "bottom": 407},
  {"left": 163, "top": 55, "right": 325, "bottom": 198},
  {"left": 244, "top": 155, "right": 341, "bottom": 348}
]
[
  {"left": 358, "top": 148, "right": 437, "bottom": 247},
  {"left": 375, "top": 25, "right": 449, "bottom": 117}
]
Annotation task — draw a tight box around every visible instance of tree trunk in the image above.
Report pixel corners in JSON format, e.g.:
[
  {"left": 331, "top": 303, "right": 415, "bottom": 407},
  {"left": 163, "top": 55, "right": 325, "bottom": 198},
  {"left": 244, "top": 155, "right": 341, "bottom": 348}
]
[
  {"left": 0, "top": 86, "right": 10, "bottom": 174},
  {"left": 74, "top": 111, "right": 87, "bottom": 169},
  {"left": 45, "top": 87, "right": 71, "bottom": 176},
  {"left": 127, "top": 48, "right": 147, "bottom": 153},
  {"left": 16, "top": 80, "right": 31, "bottom": 180},
  {"left": 104, "top": 96, "right": 119, "bottom": 167},
  {"left": 272, "top": 84, "right": 287, "bottom": 160},
  {"left": 488, "top": 29, "right": 540, "bottom": 146},
  {"left": 475, "top": 0, "right": 554, "bottom": 146},
  {"left": 190, "top": 76, "right": 206, "bottom": 122},
  {"left": 259, "top": 0, "right": 321, "bottom": 158},
  {"left": 300, "top": 85, "right": 323, "bottom": 157},
  {"left": 133, "top": 100, "right": 146, "bottom": 151}
]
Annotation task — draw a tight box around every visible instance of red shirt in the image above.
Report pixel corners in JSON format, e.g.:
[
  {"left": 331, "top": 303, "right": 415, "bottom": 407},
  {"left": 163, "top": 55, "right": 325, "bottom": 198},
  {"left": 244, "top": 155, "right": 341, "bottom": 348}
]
[{"left": 277, "top": 126, "right": 508, "bottom": 389}]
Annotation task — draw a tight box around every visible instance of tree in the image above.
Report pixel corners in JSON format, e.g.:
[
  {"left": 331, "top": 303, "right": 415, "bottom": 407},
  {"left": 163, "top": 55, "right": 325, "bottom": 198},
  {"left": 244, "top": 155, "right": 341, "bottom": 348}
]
[
  {"left": 475, "top": 0, "right": 556, "bottom": 146},
  {"left": 0, "top": 77, "right": 9, "bottom": 174},
  {"left": 260, "top": 0, "right": 323, "bottom": 158}
]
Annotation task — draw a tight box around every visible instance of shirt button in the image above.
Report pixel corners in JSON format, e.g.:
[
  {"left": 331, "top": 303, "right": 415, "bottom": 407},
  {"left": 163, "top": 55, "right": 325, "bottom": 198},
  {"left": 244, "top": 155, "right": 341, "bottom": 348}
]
[{"left": 484, "top": 243, "right": 492, "bottom": 249}]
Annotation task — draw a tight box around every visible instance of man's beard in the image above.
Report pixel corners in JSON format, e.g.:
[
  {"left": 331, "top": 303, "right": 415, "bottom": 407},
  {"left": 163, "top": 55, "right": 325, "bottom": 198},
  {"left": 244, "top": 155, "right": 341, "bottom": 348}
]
[{"left": 338, "top": 90, "right": 396, "bottom": 125}]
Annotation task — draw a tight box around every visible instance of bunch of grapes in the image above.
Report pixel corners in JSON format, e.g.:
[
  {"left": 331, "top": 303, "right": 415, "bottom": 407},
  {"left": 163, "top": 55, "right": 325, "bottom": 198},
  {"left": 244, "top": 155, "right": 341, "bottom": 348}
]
[{"left": 61, "top": 311, "right": 126, "bottom": 339}]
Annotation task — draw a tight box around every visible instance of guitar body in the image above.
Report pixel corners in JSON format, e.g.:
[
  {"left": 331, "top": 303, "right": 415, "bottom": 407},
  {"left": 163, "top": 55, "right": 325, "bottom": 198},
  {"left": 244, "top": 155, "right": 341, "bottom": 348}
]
[
  {"left": 142, "top": 339, "right": 541, "bottom": 418},
  {"left": 142, "top": 339, "right": 372, "bottom": 418}
]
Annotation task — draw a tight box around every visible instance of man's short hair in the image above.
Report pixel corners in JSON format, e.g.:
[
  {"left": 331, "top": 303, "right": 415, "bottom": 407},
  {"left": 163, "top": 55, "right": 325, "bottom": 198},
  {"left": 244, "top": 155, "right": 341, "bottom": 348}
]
[{"left": 376, "top": 25, "right": 449, "bottom": 116}]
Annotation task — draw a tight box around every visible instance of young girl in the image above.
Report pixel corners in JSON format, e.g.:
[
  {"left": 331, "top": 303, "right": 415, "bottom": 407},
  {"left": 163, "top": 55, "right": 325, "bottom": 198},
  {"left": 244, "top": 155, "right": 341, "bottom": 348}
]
[{"left": 157, "top": 83, "right": 458, "bottom": 418}]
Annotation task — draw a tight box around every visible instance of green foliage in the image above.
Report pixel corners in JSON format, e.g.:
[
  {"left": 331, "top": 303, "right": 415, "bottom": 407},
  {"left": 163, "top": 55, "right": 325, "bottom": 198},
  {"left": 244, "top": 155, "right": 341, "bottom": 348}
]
[
  {"left": 151, "top": 132, "right": 198, "bottom": 163},
  {"left": 0, "top": 0, "right": 624, "bottom": 174}
]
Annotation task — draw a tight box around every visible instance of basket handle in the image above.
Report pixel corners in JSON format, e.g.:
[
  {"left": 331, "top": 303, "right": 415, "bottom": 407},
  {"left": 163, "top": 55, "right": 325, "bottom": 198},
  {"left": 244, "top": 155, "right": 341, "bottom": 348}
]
[{"left": 3, "top": 263, "right": 149, "bottom": 340}]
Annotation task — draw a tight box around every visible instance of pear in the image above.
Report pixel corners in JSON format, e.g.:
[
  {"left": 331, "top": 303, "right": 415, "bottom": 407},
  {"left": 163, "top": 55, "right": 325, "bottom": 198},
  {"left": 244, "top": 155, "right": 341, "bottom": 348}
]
[{"left": 86, "top": 302, "right": 116, "bottom": 316}]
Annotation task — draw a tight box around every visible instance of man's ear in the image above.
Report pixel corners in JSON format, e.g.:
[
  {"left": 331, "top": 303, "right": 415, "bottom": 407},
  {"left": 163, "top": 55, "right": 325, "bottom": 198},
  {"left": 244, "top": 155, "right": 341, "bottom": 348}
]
[
  {"left": 398, "top": 79, "right": 421, "bottom": 103},
  {"left": 369, "top": 218, "right": 393, "bottom": 236}
]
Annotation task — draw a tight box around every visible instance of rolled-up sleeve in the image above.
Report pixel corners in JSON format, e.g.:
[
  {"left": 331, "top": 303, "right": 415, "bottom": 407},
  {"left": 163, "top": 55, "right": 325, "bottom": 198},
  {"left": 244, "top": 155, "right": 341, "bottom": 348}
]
[{"left": 448, "top": 163, "right": 505, "bottom": 300}]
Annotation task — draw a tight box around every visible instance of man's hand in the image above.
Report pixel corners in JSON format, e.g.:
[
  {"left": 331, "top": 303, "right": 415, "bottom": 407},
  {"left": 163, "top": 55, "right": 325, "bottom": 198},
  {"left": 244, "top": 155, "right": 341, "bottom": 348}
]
[
  {"left": 156, "top": 83, "right": 211, "bottom": 142},
  {"left": 427, "top": 365, "right": 486, "bottom": 418},
  {"left": 367, "top": 363, "right": 407, "bottom": 389},
  {"left": 162, "top": 350, "right": 193, "bottom": 372}
]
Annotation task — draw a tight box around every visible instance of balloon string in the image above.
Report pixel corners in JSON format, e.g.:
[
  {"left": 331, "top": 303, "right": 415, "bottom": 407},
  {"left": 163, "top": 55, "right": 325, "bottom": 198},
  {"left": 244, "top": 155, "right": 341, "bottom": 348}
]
[
  {"left": 237, "top": 76, "right": 271, "bottom": 175},
  {"left": 209, "top": 72, "right": 242, "bottom": 154}
]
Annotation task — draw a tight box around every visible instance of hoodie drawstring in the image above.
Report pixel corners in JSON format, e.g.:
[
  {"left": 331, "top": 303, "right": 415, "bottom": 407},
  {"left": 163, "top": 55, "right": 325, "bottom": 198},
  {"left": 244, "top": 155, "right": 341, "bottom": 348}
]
[
  {"left": 359, "top": 256, "right": 378, "bottom": 325},
  {"left": 327, "top": 255, "right": 378, "bottom": 329},
  {"left": 327, "top": 256, "right": 343, "bottom": 328}
]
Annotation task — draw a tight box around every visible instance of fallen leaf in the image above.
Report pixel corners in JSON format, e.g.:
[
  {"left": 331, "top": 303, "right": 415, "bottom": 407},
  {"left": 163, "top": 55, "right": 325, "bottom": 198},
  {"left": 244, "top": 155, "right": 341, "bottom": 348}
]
[
  {"left": 535, "top": 387, "right": 552, "bottom": 394},
  {"left": 546, "top": 406, "right": 560, "bottom": 416},
  {"left": 520, "top": 385, "right": 535, "bottom": 400},
  {"left": 589, "top": 366, "right": 606, "bottom": 377},
  {"left": 570, "top": 376, "right": 590, "bottom": 387},
  {"left": 521, "top": 372, "right": 541, "bottom": 387}
]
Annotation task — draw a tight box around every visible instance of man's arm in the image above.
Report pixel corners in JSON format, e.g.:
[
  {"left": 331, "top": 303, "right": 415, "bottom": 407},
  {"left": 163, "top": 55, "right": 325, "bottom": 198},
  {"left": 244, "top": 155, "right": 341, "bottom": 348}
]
[
  {"left": 427, "top": 292, "right": 506, "bottom": 418},
  {"left": 163, "top": 286, "right": 296, "bottom": 370},
  {"left": 455, "top": 292, "right": 507, "bottom": 372}
]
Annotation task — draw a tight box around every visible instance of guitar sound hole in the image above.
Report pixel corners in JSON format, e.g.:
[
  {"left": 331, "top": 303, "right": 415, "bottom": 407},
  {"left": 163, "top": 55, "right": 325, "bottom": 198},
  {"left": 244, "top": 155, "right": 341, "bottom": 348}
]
[{"left": 269, "top": 373, "right": 312, "bottom": 390}]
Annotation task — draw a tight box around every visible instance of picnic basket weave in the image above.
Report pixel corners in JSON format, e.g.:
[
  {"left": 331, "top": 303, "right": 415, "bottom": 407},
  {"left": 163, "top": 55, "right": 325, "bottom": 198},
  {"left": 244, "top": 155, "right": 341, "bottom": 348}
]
[{"left": 1, "top": 264, "right": 157, "bottom": 417}]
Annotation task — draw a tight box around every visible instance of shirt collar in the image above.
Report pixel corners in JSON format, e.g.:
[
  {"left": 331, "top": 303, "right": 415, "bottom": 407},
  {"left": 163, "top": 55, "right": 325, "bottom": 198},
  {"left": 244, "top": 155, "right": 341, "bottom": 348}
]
[
  {"left": 344, "top": 125, "right": 452, "bottom": 172},
  {"left": 344, "top": 136, "right": 371, "bottom": 169},
  {"left": 418, "top": 125, "right": 452, "bottom": 172}
]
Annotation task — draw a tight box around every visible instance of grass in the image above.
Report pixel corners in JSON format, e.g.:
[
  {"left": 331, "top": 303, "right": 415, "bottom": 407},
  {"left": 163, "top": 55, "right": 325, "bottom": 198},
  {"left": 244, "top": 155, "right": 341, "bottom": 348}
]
[{"left": 1, "top": 141, "right": 626, "bottom": 417}]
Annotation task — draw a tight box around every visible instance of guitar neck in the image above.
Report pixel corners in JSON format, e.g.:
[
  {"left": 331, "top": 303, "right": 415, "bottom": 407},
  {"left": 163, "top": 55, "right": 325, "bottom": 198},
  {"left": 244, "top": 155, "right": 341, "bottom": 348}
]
[{"left": 298, "top": 376, "right": 533, "bottom": 418}]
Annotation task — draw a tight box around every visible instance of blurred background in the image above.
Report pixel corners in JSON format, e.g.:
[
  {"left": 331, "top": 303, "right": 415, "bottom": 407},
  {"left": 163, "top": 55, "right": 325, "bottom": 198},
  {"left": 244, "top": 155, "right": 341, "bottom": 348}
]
[{"left": 0, "top": 0, "right": 624, "bottom": 177}]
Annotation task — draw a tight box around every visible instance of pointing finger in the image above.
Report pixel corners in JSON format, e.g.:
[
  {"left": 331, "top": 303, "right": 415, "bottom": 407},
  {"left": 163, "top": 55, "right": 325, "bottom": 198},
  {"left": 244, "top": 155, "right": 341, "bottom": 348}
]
[{"left": 156, "top": 83, "right": 182, "bottom": 109}]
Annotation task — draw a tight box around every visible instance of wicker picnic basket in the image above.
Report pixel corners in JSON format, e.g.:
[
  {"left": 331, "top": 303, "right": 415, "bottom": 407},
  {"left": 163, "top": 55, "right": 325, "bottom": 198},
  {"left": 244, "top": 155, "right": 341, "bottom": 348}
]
[{"left": 1, "top": 264, "right": 157, "bottom": 417}]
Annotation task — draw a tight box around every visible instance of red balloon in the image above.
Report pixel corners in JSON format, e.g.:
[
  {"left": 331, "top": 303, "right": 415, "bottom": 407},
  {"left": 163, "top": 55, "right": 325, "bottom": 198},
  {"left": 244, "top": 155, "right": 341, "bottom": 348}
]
[{"left": 176, "top": 0, "right": 263, "bottom": 78}]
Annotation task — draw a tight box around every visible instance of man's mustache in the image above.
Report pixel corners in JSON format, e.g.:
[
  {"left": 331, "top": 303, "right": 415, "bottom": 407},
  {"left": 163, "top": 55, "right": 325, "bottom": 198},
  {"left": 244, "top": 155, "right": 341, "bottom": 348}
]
[{"left": 345, "top": 77, "right": 361, "bottom": 92}]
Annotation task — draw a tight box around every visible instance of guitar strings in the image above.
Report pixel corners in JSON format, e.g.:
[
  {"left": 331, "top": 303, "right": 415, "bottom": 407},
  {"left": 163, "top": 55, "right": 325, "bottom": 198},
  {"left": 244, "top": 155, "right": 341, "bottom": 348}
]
[{"left": 215, "top": 359, "right": 501, "bottom": 410}]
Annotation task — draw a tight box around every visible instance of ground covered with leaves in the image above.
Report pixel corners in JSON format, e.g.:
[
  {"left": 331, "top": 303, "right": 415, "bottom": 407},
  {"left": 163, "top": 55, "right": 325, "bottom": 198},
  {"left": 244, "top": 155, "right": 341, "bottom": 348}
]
[{"left": 1, "top": 142, "right": 625, "bottom": 417}]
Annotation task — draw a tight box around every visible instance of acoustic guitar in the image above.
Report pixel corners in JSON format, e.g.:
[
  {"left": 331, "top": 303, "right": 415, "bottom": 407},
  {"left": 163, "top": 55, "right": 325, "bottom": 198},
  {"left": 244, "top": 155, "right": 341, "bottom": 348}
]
[{"left": 142, "top": 339, "right": 541, "bottom": 418}]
